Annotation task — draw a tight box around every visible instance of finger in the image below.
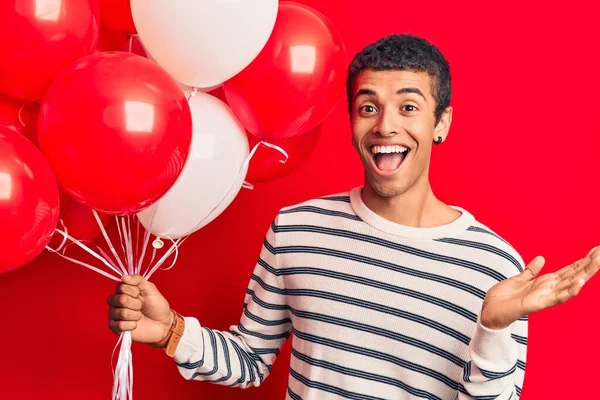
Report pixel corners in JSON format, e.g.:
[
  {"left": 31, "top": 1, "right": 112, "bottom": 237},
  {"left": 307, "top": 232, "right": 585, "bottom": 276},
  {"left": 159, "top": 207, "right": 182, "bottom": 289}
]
[
  {"left": 557, "top": 246, "right": 599, "bottom": 279},
  {"left": 551, "top": 278, "right": 586, "bottom": 306},
  {"left": 556, "top": 258, "right": 585, "bottom": 279},
  {"left": 107, "top": 294, "right": 143, "bottom": 310},
  {"left": 108, "top": 307, "right": 143, "bottom": 322},
  {"left": 116, "top": 282, "right": 141, "bottom": 299},
  {"left": 122, "top": 274, "right": 159, "bottom": 296},
  {"left": 555, "top": 256, "right": 600, "bottom": 292},
  {"left": 108, "top": 319, "right": 137, "bottom": 335},
  {"left": 520, "top": 256, "right": 546, "bottom": 280}
]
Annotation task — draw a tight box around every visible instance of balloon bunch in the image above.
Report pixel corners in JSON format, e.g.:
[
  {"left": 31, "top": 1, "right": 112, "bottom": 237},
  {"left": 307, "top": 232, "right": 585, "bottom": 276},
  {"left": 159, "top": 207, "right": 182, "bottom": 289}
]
[{"left": 0, "top": 1, "right": 346, "bottom": 399}]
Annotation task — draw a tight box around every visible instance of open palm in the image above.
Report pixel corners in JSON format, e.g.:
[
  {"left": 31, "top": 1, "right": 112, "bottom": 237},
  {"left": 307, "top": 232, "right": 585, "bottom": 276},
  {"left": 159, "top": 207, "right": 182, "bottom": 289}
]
[{"left": 480, "top": 246, "right": 600, "bottom": 330}]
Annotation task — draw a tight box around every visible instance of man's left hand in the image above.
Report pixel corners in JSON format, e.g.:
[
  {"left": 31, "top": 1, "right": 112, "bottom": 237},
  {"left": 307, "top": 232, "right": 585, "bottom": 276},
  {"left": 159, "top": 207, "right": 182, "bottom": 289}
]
[{"left": 480, "top": 245, "right": 600, "bottom": 330}]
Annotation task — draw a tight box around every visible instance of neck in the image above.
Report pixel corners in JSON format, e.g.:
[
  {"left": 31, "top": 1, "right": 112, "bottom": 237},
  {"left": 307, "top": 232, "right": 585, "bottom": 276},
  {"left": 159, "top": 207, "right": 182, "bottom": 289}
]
[{"left": 361, "top": 175, "right": 452, "bottom": 228}]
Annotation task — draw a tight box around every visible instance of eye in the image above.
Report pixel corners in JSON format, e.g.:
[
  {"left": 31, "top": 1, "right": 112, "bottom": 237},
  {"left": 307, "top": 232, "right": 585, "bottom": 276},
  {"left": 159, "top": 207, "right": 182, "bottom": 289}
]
[
  {"left": 402, "top": 104, "right": 418, "bottom": 112},
  {"left": 360, "top": 105, "right": 377, "bottom": 114}
]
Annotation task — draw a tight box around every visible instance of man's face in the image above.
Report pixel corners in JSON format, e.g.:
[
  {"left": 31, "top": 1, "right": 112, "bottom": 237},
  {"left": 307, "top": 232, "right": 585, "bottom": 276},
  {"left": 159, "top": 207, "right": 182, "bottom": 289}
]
[{"left": 351, "top": 69, "right": 451, "bottom": 198}]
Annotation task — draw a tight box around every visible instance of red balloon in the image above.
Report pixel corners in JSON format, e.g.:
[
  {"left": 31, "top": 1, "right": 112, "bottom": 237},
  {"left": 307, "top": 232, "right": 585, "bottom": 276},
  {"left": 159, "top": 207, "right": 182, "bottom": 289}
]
[
  {"left": 0, "top": 127, "right": 60, "bottom": 273},
  {"left": 247, "top": 127, "right": 321, "bottom": 183},
  {"left": 59, "top": 189, "right": 112, "bottom": 242},
  {"left": 0, "top": 94, "right": 40, "bottom": 146},
  {"left": 222, "top": 2, "right": 347, "bottom": 140},
  {"left": 0, "top": 0, "right": 100, "bottom": 102},
  {"left": 99, "top": 0, "right": 136, "bottom": 33},
  {"left": 38, "top": 52, "right": 193, "bottom": 215}
]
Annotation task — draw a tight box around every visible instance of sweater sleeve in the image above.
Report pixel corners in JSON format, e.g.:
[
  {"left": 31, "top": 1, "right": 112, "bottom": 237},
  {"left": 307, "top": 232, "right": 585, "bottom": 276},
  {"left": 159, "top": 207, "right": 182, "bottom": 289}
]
[
  {"left": 172, "top": 215, "right": 291, "bottom": 388},
  {"left": 458, "top": 312, "right": 528, "bottom": 399}
]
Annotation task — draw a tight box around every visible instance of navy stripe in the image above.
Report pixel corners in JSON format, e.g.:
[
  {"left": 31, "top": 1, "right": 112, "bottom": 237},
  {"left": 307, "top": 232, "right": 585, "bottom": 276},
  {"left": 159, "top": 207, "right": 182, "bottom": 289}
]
[
  {"left": 479, "top": 363, "right": 517, "bottom": 380},
  {"left": 294, "top": 329, "right": 459, "bottom": 391},
  {"left": 516, "top": 385, "right": 522, "bottom": 396},
  {"left": 192, "top": 329, "right": 219, "bottom": 378},
  {"left": 207, "top": 332, "right": 232, "bottom": 383},
  {"left": 463, "top": 361, "right": 472, "bottom": 383},
  {"left": 319, "top": 195, "right": 351, "bottom": 203},
  {"left": 280, "top": 205, "right": 362, "bottom": 221},
  {"left": 466, "top": 226, "right": 510, "bottom": 246},
  {"left": 228, "top": 339, "right": 247, "bottom": 386},
  {"left": 435, "top": 237, "right": 523, "bottom": 272},
  {"left": 230, "top": 340, "right": 261, "bottom": 383},
  {"left": 292, "top": 348, "right": 444, "bottom": 400},
  {"left": 290, "top": 367, "right": 387, "bottom": 400},
  {"left": 243, "top": 306, "right": 292, "bottom": 326},
  {"left": 472, "top": 395, "right": 499, "bottom": 400},
  {"left": 511, "top": 334, "right": 527, "bottom": 345},
  {"left": 177, "top": 328, "right": 207, "bottom": 369},
  {"left": 237, "top": 323, "right": 290, "bottom": 341},
  {"left": 265, "top": 241, "right": 486, "bottom": 299},
  {"left": 517, "top": 359, "right": 526, "bottom": 371},
  {"left": 246, "top": 288, "right": 465, "bottom": 366},
  {"left": 251, "top": 274, "right": 471, "bottom": 345},
  {"left": 287, "top": 387, "right": 302, "bottom": 400},
  {"left": 258, "top": 259, "right": 478, "bottom": 322},
  {"left": 272, "top": 224, "right": 509, "bottom": 282},
  {"left": 252, "top": 347, "right": 279, "bottom": 355}
]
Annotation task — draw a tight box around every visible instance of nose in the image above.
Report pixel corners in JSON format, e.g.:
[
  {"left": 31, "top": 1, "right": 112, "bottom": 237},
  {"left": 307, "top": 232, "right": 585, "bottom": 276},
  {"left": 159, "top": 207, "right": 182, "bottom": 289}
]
[{"left": 373, "top": 107, "right": 399, "bottom": 137}]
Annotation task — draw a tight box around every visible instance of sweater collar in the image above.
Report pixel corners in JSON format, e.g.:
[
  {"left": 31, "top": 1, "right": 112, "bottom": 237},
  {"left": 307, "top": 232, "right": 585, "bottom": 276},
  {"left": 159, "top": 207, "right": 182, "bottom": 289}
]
[{"left": 350, "top": 186, "right": 475, "bottom": 239}]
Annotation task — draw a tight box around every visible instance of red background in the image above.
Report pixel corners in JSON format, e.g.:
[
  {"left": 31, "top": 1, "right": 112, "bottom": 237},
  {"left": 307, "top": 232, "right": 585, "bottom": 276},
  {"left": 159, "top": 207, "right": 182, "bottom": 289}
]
[{"left": 1, "top": 0, "right": 599, "bottom": 398}]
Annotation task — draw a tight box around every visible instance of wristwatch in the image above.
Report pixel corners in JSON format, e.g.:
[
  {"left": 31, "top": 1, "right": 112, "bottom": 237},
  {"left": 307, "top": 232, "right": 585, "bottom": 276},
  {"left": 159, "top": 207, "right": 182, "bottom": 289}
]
[{"left": 149, "top": 309, "right": 185, "bottom": 358}]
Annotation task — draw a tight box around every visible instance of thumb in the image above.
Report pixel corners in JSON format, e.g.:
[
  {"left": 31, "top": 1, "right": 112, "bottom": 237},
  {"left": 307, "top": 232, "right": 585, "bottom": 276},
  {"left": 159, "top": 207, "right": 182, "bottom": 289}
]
[
  {"left": 522, "top": 256, "right": 546, "bottom": 280},
  {"left": 122, "top": 274, "right": 158, "bottom": 295}
]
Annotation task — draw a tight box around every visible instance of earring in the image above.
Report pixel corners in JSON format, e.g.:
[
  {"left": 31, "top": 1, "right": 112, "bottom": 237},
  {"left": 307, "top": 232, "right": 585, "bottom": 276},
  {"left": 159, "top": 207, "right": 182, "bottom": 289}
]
[{"left": 433, "top": 136, "right": 443, "bottom": 145}]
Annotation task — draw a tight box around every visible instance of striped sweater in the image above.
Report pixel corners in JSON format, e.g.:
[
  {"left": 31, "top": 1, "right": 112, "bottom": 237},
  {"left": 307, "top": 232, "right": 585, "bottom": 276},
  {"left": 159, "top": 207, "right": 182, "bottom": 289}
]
[{"left": 174, "top": 186, "right": 528, "bottom": 399}]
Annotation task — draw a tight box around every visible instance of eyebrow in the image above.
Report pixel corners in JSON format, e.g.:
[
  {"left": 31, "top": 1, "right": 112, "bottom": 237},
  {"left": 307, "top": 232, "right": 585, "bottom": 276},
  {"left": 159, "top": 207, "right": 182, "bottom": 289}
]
[
  {"left": 396, "top": 87, "right": 427, "bottom": 102},
  {"left": 354, "top": 87, "right": 427, "bottom": 102}
]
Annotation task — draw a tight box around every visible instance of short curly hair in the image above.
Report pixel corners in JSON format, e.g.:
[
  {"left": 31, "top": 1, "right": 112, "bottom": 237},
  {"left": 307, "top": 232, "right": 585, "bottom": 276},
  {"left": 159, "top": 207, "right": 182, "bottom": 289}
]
[{"left": 347, "top": 34, "right": 451, "bottom": 125}]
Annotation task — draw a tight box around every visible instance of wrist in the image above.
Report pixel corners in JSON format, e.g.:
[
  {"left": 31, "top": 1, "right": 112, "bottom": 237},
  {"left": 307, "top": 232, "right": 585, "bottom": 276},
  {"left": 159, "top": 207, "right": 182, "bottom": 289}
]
[
  {"left": 150, "top": 309, "right": 177, "bottom": 349},
  {"left": 481, "top": 317, "right": 510, "bottom": 331},
  {"left": 164, "top": 310, "right": 176, "bottom": 336}
]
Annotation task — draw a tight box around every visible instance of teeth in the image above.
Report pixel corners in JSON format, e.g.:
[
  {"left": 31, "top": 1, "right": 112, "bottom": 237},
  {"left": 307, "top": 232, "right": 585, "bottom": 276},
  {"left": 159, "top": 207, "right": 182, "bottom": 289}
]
[{"left": 371, "top": 145, "right": 409, "bottom": 154}]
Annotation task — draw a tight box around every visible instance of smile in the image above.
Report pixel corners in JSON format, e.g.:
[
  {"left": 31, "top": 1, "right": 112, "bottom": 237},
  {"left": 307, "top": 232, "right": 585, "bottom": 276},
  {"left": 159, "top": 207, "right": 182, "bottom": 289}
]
[{"left": 368, "top": 144, "right": 410, "bottom": 177}]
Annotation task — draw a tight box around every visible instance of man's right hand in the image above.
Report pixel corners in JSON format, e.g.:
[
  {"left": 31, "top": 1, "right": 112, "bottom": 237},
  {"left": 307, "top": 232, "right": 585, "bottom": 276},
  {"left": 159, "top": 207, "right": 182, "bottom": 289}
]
[{"left": 107, "top": 275, "right": 173, "bottom": 344}]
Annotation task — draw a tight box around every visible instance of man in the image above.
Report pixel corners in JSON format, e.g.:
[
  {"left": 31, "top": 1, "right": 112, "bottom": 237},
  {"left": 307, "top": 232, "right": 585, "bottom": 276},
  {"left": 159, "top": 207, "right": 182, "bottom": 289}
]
[{"left": 108, "top": 34, "right": 599, "bottom": 399}]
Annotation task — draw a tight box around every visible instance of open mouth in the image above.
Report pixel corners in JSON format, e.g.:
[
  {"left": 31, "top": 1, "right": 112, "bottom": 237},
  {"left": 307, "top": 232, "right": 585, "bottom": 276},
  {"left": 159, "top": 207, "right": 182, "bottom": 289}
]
[{"left": 369, "top": 144, "right": 410, "bottom": 176}]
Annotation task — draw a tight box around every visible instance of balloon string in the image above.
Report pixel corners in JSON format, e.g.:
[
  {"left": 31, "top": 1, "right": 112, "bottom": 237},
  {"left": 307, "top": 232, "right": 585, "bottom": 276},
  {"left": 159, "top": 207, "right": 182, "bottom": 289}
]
[
  {"left": 93, "top": 210, "right": 128, "bottom": 275},
  {"left": 115, "top": 216, "right": 127, "bottom": 266},
  {"left": 17, "top": 104, "right": 27, "bottom": 128},
  {"left": 120, "top": 217, "right": 133, "bottom": 275},
  {"left": 258, "top": 141, "right": 289, "bottom": 164},
  {"left": 52, "top": 219, "right": 69, "bottom": 253},
  {"left": 143, "top": 235, "right": 180, "bottom": 279},
  {"left": 112, "top": 331, "right": 133, "bottom": 400},
  {"left": 186, "top": 87, "right": 198, "bottom": 102},
  {"left": 128, "top": 34, "right": 133, "bottom": 53},
  {"left": 134, "top": 218, "right": 140, "bottom": 266},
  {"left": 127, "top": 216, "right": 134, "bottom": 275},
  {"left": 241, "top": 140, "right": 288, "bottom": 190},
  {"left": 46, "top": 229, "right": 121, "bottom": 281},
  {"left": 136, "top": 205, "right": 158, "bottom": 274}
]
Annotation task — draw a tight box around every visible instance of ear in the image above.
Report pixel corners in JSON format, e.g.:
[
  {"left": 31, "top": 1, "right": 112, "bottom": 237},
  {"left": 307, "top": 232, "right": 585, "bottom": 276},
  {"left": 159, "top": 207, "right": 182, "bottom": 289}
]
[{"left": 434, "top": 106, "right": 453, "bottom": 141}]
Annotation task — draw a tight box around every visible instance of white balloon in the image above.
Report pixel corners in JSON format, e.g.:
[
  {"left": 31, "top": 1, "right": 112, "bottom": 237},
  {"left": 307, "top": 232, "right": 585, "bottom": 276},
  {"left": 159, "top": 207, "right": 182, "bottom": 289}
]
[
  {"left": 132, "top": 39, "right": 220, "bottom": 96},
  {"left": 137, "top": 93, "right": 249, "bottom": 239},
  {"left": 131, "top": 0, "right": 278, "bottom": 88}
]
